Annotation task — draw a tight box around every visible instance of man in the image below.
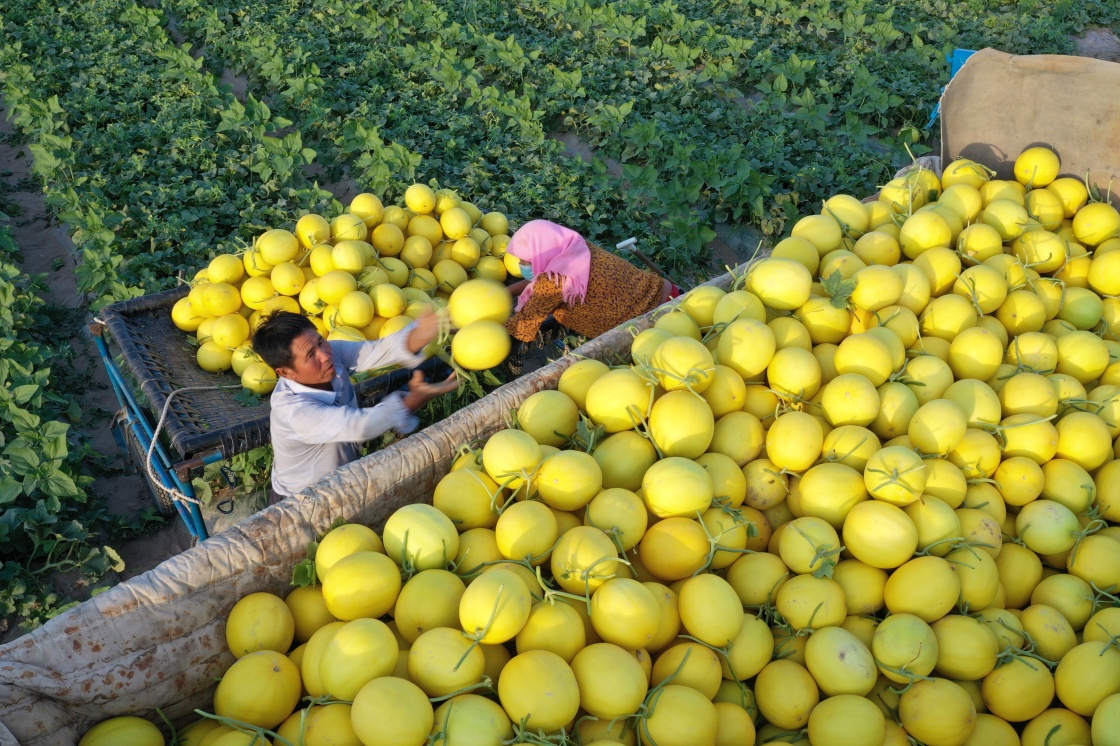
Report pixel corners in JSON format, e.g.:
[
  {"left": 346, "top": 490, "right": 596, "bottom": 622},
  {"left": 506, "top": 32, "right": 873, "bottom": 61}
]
[{"left": 252, "top": 311, "right": 458, "bottom": 502}]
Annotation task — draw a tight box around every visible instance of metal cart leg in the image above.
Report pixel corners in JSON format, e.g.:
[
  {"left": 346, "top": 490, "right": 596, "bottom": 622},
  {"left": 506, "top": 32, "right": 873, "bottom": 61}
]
[{"left": 91, "top": 326, "right": 211, "bottom": 541}]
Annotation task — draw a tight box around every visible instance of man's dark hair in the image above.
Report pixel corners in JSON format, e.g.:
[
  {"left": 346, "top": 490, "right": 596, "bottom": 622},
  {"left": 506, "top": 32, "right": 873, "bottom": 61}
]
[{"left": 252, "top": 311, "right": 316, "bottom": 370}]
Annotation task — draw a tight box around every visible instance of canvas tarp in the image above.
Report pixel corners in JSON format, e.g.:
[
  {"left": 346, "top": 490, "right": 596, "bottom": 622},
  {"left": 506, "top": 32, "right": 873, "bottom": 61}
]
[
  {"left": 940, "top": 47, "right": 1120, "bottom": 208},
  {"left": 0, "top": 268, "right": 739, "bottom": 746}
]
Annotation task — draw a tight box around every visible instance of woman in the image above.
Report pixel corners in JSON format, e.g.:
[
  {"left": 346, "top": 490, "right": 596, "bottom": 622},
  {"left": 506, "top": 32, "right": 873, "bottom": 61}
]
[{"left": 504, "top": 220, "right": 678, "bottom": 343}]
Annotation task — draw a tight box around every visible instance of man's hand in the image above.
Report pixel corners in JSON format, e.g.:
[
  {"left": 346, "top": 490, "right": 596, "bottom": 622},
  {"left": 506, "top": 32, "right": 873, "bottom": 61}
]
[
  {"left": 402, "top": 370, "right": 459, "bottom": 412},
  {"left": 407, "top": 311, "right": 442, "bottom": 353}
]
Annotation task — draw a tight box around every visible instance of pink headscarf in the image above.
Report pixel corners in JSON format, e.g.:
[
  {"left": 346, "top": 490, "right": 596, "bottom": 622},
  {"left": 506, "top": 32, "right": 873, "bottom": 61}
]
[{"left": 507, "top": 220, "right": 592, "bottom": 312}]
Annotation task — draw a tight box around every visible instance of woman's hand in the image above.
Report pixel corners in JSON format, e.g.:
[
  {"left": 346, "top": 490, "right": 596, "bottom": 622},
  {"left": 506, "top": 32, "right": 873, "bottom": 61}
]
[
  {"left": 506, "top": 279, "right": 531, "bottom": 297},
  {"left": 402, "top": 370, "right": 459, "bottom": 412},
  {"left": 407, "top": 311, "right": 442, "bottom": 352}
]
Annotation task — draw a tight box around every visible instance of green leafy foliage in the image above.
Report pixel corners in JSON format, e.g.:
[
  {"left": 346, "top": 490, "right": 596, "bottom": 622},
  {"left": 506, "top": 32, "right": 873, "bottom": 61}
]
[
  {"left": 191, "top": 446, "right": 273, "bottom": 506},
  {"left": 822, "top": 270, "right": 857, "bottom": 309},
  {"left": 3, "top": 0, "right": 1116, "bottom": 287},
  {"left": 0, "top": 221, "right": 132, "bottom": 631}
]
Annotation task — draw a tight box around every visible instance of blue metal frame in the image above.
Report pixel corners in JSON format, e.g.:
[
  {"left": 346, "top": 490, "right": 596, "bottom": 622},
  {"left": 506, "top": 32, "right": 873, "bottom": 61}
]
[
  {"left": 925, "top": 49, "right": 977, "bottom": 130},
  {"left": 92, "top": 330, "right": 213, "bottom": 541}
]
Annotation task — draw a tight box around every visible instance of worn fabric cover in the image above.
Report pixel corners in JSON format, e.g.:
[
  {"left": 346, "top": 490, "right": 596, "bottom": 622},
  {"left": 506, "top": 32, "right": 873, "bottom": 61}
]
[
  {"left": 941, "top": 48, "right": 1120, "bottom": 207},
  {"left": 0, "top": 269, "right": 737, "bottom": 746}
]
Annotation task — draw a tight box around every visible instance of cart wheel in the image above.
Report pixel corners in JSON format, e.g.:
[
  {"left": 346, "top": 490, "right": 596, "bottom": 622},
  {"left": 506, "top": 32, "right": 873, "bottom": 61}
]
[{"left": 123, "top": 424, "right": 178, "bottom": 517}]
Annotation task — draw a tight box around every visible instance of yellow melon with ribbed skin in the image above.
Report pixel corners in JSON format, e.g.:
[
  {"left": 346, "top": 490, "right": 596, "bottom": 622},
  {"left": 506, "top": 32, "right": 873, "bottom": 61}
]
[
  {"left": 767, "top": 346, "right": 822, "bottom": 403},
  {"left": 448, "top": 279, "right": 513, "bottom": 328},
  {"left": 982, "top": 199, "right": 1031, "bottom": 241},
  {"left": 349, "top": 193, "right": 384, "bottom": 228},
  {"left": 171, "top": 297, "right": 206, "bottom": 332},
  {"left": 1014, "top": 146, "right": 1060, "bottom": 187},
  {"left": 199, "top": 282, "right": 242, "bottom": 317},
  {"left": 592, "top": 431, "right": 658, "bottom": 491},
  {"left": 536, "top": 450, "right": 603, "bottom": 512},
  {"left": 650, "top": 335, "right": 715, "bottom": 393},
  {"left": 899, "top": 210, "right": 952, "bottom": 259},
  {"left": 255, "top": 229, "right": 299, "bottom": 266},
  {"left": 1012, "top": 230, "right": 1067, "bottom": 273},
  {"left": 370, "top": 223, "right": 405, "bottom": 258},
  {"left": 821, "top": 373, "right": 879, "bottom": 427},
  {"left": 292, "top": 214, "right": 330, "bottom": 250},
  {"left": 197, "top": 341, "right": 234, "bottom": 373},
  {"left": 864, "top": 446, "right": 927, "bottom": 506},
  {"left": 834, "top": 333, "right": 893, "bottom": 387},
  {"left": 557, "top": 359, "right": 610, "bottom": 412},
  {"left": 942, "top": 158, "right": 993, "bottom": 190},
  {"left": 214, "top": 651, "right": 301, "bottom": 730},
  {"left": 850, "top": 264, "right": 903, "bottom": 312},
  {"left": 439, "top": 207, "right": 473, "bottom": 241},
  {"left": 823, "top": 194, "right": 870, "bottom": 238},
  {"left": 648, "top": 390, "right": 715, "bottom": 460},
  {"left": 747, "top": 258, "right": 813, "bottom": 311},
  {"left": 318, "top": 618, "right": 399, "bottom": 700},
  {"left": 371, "top": 283, "right": 407, "bottom": 319},
  {"left": 792, "top": 213, "right": 843, "bottom": 255},
  {"left": 451, "top": 320, "right": 510, "bottom": 371},
  {"left": 766, "top": 411, "right": 823, "bottom": 473},
  {"left": 517, "top": 389, "right": 580, "bottom": 448},
  {"left": 585, "top": 368, "right": 657, "bottom": 433},
  {"left": 78, "top": 717, "right": 165, "bottom": 746},
  {"left": 240, "top": 362, "right": 277, "bottom": 395},
  {"left": 852, "top": 230, "right": 901, "bottom": 267},
  {"left": 772, "top": 236, "right": 821, "bottom": 274},
  {"left": 329, "top": 220, "right": 368, "bottom": 254},
  {"left": 351, "top": 678, "right": 433, "bottom": 746},
  {"left": 432, "top": 258, "right": 469, "bottom": 292},
  {"left": 677, "top": 285, "right": 725, "bottom": 330},
  {"left": 473, "top": 255, "right": 507, "bottom": 283},
  {"left": 270, "top": 261, "right": 305, "bottom": 297},
  {"left": 337, "top": 290, "right": 374, "bottom": 328},
  {"left": 404, "top": 183, "right": 437, "bottom": 214},
  {"left": 328, "top": 240, "right": 364, "bottom": 274},
  {"left": 642, "top": 456, "right": 715, "bottom": 519},
  {"left": 205, "top": 254, "right": 243, "bottom": 286},
  {"left": 717, "top": 319, "right": 775, "bottom": 379},
  {"left": 316, "top": 271, "right": 359, "bottom": 307}
]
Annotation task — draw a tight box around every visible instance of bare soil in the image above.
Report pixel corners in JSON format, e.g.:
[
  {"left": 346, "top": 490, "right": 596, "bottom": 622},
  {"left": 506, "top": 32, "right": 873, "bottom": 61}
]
[{"left": 1076, "top": 27, "right": 1120, "bottom": 62}]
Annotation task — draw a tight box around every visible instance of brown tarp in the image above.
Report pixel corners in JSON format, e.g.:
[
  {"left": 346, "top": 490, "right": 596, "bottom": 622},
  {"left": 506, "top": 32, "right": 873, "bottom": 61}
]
[
  {"left": 0, "top": 269, "right": 739, "bottom": 746},
  {"left": 940, "top": 47, "right": 1120, "bottom": 208}
]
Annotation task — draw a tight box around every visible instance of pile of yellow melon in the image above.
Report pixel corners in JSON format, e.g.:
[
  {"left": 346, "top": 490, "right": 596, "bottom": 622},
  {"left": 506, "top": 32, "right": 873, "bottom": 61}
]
[
  {"left": 169, "top": 184, "right": 519, "bottom": 392},
  {"left": 81, "top": 148, "right": 1120, "bottom": 746}
]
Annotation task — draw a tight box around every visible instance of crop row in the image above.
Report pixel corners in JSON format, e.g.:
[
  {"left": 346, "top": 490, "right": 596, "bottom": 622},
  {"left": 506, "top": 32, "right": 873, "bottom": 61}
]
[
  {"left": 0, "top": 219, "right": 133, "bottom": 631},
  {"left": 0, "top": 0, "right": 335, "bottom": 309},
  {"left": 156, "top": 0, "right": 1120, "bottom": 271}
]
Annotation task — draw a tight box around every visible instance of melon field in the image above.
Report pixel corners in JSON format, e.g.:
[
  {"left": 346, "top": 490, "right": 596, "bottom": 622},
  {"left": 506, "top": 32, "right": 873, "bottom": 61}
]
[{"left": 0, "top": 0, "right": 1118, "bottom": 704}]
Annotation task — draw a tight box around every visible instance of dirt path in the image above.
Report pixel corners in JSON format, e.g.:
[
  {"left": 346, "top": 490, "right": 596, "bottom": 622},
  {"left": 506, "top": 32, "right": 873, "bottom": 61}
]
[{"left": 0, "top": 109, "right": 191, "bottom": 598}]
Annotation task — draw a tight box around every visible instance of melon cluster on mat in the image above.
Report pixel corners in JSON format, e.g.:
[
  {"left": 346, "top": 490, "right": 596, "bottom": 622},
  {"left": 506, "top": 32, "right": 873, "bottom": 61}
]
[
  {"left": 169, "top": 185, "right": 517, "bottom": 392},
  {"left": 82, "top": 148, "right": 1120, "bottom": 746}
]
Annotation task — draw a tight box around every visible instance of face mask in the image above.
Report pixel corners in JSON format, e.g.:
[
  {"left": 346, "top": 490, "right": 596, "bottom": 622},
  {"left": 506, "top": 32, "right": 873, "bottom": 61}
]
[{"left": 521, "top": 265, "right": 534, "bottom": 280}]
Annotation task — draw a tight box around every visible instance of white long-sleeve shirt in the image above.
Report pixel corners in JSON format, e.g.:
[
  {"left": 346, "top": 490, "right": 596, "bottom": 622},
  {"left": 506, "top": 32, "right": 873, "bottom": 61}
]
[{"left": 269, "top": 326, "right": 428, "bottom": 497}]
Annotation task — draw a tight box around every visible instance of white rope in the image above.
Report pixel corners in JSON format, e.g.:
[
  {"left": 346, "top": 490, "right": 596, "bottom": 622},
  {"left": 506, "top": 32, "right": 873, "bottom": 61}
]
[{"left": 144, "top": 384, "right": 242, "bottom": 507}]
